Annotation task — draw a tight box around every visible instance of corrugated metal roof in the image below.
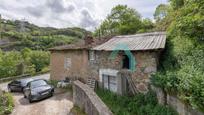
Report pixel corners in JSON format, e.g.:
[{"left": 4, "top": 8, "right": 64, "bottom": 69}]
[{"left": 93, "top": 32, "right": 166, "bottom": 51}]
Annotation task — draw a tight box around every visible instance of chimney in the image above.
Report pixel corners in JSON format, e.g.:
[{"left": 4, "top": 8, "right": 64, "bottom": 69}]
[{"left": 84, "top": 35, "right": 94, "bottom": 46}]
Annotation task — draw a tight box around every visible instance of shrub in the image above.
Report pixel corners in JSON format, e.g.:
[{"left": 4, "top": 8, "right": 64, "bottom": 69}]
[
  {"left": 0, "top": 48, "right": 50, "bottom": 78},
  {"left": 70, "top": 106, "right": 86, "bottom": 115},
  {"left": 96, "top": 89, "right": 177, "bottom": 115},
  {"left": 0, "top": 50, "right": 22, "bottom": 78},
  {"left": 0, "top": 92, "right": 14, "bottom": 115},
  {"left": 28, "top": 50, "right": 50, "bottom": 72}
]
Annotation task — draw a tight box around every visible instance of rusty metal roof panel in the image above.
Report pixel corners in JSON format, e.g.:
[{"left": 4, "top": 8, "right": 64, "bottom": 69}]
[{"left": 93, "top": 32, "right": 166, "bottom": 51}]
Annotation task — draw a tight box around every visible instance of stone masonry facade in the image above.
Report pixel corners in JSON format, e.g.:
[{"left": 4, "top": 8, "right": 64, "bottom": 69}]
[
  {"left": 50, "top": 49, "right": 159, "bottom": 93},
  {"left": 88, "top": 50, "right": 158, "bottom": 93}
]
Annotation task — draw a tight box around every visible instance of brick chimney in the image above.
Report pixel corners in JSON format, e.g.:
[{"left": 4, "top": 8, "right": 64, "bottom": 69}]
[{"left": 84, "top": 35, "right": 94, "bottom": 46}]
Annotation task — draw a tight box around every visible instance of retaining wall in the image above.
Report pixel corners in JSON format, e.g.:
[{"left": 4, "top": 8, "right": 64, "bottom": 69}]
[
  {"left": 152, "top": 85, "right": 204, "bottom": 115},
  {"left": 73, "top": 80, "right": 113, "bottom": 115}
]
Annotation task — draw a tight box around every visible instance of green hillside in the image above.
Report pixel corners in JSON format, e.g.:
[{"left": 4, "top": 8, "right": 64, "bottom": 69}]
[
  {"left": 0, "top": 18, "right": 90, "bottom": 51},
  {"left": 0, "top": 18, "right": 90, "bottom": 78}
]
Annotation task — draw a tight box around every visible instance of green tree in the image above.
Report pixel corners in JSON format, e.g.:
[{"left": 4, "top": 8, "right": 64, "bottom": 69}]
[
  {"left": 138, "top": 18, "right": 154, "bottom": 33},
  {"left": 153, "top": 4, "right": 173, "bottom": 31},
  {"left": 0, "top": 50, "right": 22, "bottom": 78},
  {"left": 154, "top": 4, "right": 169, "bottom": 22},
  {"left": 29, "top": 51, "right": 50, "bottom": 72},
  {"left": 95, "top": 5, "right": 142, "bottom": 37},
  {"left": 152, "top": 0, "right": 204, "bottom": 110}
]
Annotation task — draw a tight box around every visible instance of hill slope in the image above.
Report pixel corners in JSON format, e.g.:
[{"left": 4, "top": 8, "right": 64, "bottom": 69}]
[{"left": 0, "top": 18, "right": 90, "bottom": 51}]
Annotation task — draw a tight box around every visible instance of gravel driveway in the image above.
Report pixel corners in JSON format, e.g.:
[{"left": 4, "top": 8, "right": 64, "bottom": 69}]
[{"left": 0, "top": 74, "right": 74, "bottom": 115}]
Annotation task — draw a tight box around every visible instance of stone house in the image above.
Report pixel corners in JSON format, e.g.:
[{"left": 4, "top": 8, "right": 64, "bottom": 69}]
[{"left": 50, "top": 32, "right": 166, "bottom": 94}]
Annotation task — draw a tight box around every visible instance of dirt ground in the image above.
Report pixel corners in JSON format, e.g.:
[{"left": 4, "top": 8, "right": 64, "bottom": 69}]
[
  {"left": 11, "top": 89, "right": 74, "bottom": 115},
  {"left": 0, "top": 74, "right": 74, "bottom": 115}
]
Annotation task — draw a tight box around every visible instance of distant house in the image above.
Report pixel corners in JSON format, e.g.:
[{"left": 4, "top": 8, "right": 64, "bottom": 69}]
[{"left": 49, "top": 32, "right": 166, "bottom": 94}]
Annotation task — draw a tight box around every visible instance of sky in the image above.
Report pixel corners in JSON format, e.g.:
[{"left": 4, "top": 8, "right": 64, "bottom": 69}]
[{"left": 0, "top": 0, "right": 168, "bottom": 31}]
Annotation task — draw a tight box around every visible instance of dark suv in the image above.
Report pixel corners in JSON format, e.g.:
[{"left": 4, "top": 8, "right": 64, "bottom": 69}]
[{"left": 23, "top": 79, "right": 54, "bottom": 103}]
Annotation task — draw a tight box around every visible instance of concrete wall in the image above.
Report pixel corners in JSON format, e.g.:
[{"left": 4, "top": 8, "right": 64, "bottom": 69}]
[
  {"left": 50, "top": 50, "right": 89, "bottom": 81},
  {"left": 152, "top": 86, "right": 204, "bottom": 115},
  {"left": 73, "top": 80, "right": 113, "bottom": 115}
]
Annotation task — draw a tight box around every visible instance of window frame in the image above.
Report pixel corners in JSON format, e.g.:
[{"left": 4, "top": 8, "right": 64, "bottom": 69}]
[
  {"left": 89, "top": 50, "right": 95, "bottom": 61},
  {"left": 64, "top": 57, "right": 71, "bottom": 69}
]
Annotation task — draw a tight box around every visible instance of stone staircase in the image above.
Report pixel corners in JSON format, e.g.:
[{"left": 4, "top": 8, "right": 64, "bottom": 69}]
[{"left": 87, "top": 78, "right": 96, "bottom": 90}]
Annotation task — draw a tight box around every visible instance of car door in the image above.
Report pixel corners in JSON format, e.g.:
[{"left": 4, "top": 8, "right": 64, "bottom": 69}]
[
  {"left": 10, "top": 81, "right": 22, "bottom": 91},
  {"left": 24, "top": 83, "right": 31, "bottom": 98}
]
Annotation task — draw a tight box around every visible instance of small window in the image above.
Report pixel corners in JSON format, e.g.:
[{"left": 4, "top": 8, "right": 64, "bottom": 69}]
[
  {"left": 64, "top": 57, "right": 71, "bottom": 69},
  {"left": 89, "top": 50, "right": 95, "bottom": 61}
]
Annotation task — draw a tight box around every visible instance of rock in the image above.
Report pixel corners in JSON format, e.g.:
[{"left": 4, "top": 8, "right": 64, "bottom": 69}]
[{"left": 144, "top": 66, "right": 157, "bottom": 74}]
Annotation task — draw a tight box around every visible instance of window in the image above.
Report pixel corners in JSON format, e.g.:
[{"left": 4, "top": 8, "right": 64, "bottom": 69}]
[
  {"left": 102, "top": 74, "right": 117, "bottom": 92},
  {"left": 122, "top": 55, "right": 130, "bottom": 69},
  {"left": 64, "top": 57, "right": 71, "bottom": 69},
  {"left": 89, "top": 50, "right": 95, "bottom": 61},
  {"left": 99, "top": 69, "right": 118, "bottom": 93}
]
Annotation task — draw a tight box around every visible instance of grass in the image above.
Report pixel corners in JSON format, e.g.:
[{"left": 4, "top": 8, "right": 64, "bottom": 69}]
[
  {"left": 96, "top": 88, "right": 178, "bottom": 115},
  {"left": 0, "top": 92, "right": 14, "bottom": 115},
  {"left": 70, "top": 106, "right": 86, "bottom": 115}
]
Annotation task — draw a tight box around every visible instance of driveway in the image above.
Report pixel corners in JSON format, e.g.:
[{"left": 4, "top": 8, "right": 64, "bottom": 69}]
[
  {"left": 0, "top": 74, "right": 74, "bottom": 115},
  {"left": 0, "top": 74, "right": 50, "bottom": 91}
]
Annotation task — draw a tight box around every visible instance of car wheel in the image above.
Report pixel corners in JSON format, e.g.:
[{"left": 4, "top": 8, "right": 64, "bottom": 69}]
[
  {"left": 50, "top": 91, "right": 53, "bottom": 97},
  {"left": 23, "top": 93, "right": 26, "bottom": 98},
  {"left": 28, "top": 95, "right": 33, "bottom": 103}
]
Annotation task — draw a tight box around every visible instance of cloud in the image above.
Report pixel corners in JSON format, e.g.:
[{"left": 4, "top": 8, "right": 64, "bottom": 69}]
[
  {"left": 0, "top": 0, "right": 168, "bottom": 31},
  {"left": 26, "top": 6, "right": 45, "bottom": 17},
  {"left": 46, "top": 0, "right": 75, "bottom": 13},
  {"left": 80, "top": 9, "right": 98, "bottom": 30}
]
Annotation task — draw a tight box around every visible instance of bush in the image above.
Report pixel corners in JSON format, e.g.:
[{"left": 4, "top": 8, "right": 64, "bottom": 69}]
[
  {"left": 151, "top": 0, "right": 204, "bottom": 111},
  {"left": 96, "top": 89, "right": 177, "bottom": 115},
  {"left": 29, "top": 51, "right": 50, "bottom": 72},
  {"left": 70, "top": 106, "right": 86, "bottom": 115},
  {"left": 0, "top": 92, "right": 14, "bottom": 115},
  {"left": 0, "top": 48, "right": 50, "bottom": 78},
  {"left": 0, "top": 50, "right": 22, "bottom": 78}
]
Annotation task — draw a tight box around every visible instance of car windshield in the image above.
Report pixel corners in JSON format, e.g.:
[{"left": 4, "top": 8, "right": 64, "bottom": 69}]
[
  {"left": 21, "top": 79, "right": 33, "bottom": 86},
  {"left": 30, "top": 80, "right": 47, "bottom": 88}
]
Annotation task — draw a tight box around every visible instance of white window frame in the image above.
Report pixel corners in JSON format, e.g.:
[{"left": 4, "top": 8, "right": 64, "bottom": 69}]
[{"left": 99, "top": 69, "right": 118, "bottom": 92}]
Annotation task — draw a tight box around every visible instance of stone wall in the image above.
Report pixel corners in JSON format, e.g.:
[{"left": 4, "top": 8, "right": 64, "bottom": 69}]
[
  {"left": 89, "top": 51, "right": 158, "bottom": 93},
  {"left": 50, "top": 49, "right": 159, "bottom": 93},
  {"left": 73, "top": 80, "right": 113, "bottom": 115},
  {"left": 152, "top": 86, "right": 204, "bottom": 115}
]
